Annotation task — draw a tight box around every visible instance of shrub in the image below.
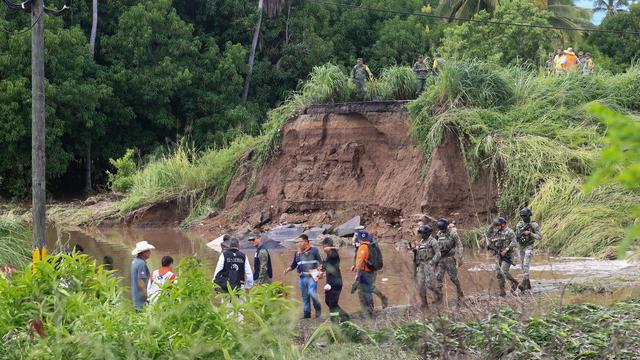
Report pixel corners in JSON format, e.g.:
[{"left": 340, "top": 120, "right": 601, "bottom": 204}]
[{"left": 106, "top": 148, "right": 137, "bottom": 193}]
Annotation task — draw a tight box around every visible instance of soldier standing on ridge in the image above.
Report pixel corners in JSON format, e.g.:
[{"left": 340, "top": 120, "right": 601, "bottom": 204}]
[
  {"left": 433, "top": 218, "right": 464, "bottom": 303},
  {"left": 413, "top": 224, "right": 441, "bottom": 309},
  {"left": 486, "top": 217, "right": 518, "bottom": 296},
  {"left": 351, "top": 58, "right": 373, "bottom": 100},
  {"left": 412, "top": 55, "right": 429, "bottom": 95},
  {"left": 515, "top": 207, "right": 541, "bottom": 291}
]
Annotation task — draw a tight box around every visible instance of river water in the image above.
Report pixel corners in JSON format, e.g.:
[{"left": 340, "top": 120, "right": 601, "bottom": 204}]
[{"left": 46, "top": 227, "right": 640, "bottom": 312}]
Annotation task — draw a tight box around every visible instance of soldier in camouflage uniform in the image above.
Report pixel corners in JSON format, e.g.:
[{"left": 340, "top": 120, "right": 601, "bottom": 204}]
[
  {"left": 433, "top": 218, "right": 464, "bottom": 302},
  {"left": 412, "top": 55, "right": 429, "bottom": 95},
  {"left": 515, "top": 207, "right": 541, "bottom": 291},
  {"left": 413, "top": 224, "right": 441, "bottom": 309},
  {"left": 351, "top": 58, "right": 373, "bottom": 100},
  {"left": 486, "top": 217, "right": 518, "bottom": 296}
]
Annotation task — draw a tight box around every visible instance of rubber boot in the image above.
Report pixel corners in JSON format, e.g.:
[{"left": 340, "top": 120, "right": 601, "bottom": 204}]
[
  {"left": 499, "top": 286, "right": 506, "bottom": 297},
  {"left": 523, "top": 277, "right": 531, "bottom": 290},
  {"left": 456, "top": 288, "right": 464, "bottom": 300}
]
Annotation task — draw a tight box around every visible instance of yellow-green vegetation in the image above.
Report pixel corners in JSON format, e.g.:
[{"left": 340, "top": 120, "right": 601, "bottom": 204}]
[
  {"left": 0, "top": 213, "right": 31, "bottom": 268},
  {"left": 408, "top": 61, "right": 640, "bottom": 256},
  {"left": 305, "top": 299, "right": 640, "bottom": 359},
  {"left": 0, "top": 256, "right": 300, "bottom": 359}
]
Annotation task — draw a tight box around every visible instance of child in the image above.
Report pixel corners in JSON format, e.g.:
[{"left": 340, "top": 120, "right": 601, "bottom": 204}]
[{"left": 147, "top": 256, "right": 177, "bottom": 304}]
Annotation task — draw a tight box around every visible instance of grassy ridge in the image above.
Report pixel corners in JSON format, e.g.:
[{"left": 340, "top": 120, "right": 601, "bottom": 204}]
[{"left": 408, "top": 61, "right": 640, "bottom": 256}]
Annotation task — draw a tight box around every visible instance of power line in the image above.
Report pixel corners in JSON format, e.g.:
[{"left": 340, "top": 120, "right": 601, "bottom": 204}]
[
  {"left": 0, "top": 11, "right": 42, "bottom": 35},
  {"left": 308, "top": 0, "right": 640, "bottom": 36}
]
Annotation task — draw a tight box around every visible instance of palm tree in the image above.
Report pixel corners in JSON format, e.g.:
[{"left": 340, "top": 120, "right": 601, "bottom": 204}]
[
  {"left": 436, "top": 0, "right": 500, "bottom": 21},
  {"left": 242, "top": 0, "right": 286, "bottom": 101},
  {"left": 593, "top": 0, "right": 629, "bottom": 16},
  {"left": 437, "top": 0, "right": 592, "bottom": 31},
  {"left": 544, "top": 0, "right": 593, "bottom": 30}
]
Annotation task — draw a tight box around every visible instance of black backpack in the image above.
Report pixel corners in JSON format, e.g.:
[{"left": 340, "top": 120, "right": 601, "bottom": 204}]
[
  {"left": 366, "top": 241, "right": 384, "bottom": 271},
  {"left": 214, "top": 249, "right": 245, "bottom": 292}
]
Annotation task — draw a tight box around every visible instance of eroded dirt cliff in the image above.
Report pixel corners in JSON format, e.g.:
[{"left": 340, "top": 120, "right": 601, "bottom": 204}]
[{"left": 197, "top": 101, "right": 498, "bottom": 241}]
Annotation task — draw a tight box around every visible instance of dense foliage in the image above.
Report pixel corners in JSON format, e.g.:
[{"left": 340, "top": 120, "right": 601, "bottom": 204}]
[
  {"left": 408, "top": 61, "right": 640, "bottom": 256},
  {"left": 0, "top": 255, "right": 299, "bottom": 359},
  {"left": 2, "top": 0, "right": 638, "bottom": 199}
]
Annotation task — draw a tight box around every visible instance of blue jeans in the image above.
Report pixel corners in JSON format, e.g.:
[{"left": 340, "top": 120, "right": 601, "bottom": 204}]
[
  {"left": 299, "top": 276, "right": 321, "bottom": 317},
  {"left": 357, "top": 270, "right": 375, "bottom": 311}
]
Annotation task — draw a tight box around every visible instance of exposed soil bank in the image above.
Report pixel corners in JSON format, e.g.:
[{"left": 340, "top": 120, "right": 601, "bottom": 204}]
[{"left": 196, "top": 101, "right": 497, "bottom": 241}]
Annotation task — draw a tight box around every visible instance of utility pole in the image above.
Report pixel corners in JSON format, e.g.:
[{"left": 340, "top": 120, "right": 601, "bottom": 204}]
[
  {"left": 31, "top": 0, "right": 47, "bottom": 265},
  {"left": 2, "top": 0, "right": 69, "bottom": 266}
]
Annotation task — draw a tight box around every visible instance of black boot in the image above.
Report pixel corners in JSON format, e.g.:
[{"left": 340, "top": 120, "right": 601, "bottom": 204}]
[
  {"left": 511, "top": 280, "right": 519, "bottom": 293},
  {"left": 499, "top": 286, "right": 506, "bottom": 297},
  {"left": 523, "top": 277, "right": 531, "bottom": 290}
]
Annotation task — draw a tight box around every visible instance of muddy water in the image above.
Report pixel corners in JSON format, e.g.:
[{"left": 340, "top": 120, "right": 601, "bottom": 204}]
[{"left": 46, "top": 227, "right": 640, "bottom": 312}]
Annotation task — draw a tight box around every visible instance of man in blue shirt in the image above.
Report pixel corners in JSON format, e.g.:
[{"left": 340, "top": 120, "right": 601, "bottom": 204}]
[
  {"left": 131, "top": 241, "right": 155, "bottom": 310},
  {"left": 284, "top": 234, "right": 322, "bottom": 319}
]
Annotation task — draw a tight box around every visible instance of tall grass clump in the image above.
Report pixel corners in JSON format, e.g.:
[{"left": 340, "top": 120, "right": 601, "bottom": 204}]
[
  {"left": 0, "top": 213, "right": 31, "bottom": 268},
  {"left": 0, "top": 256, "right": 299, "bottom": 359},
  {"left": 409, "top": 61, "right": 640, "bottom": 256},
  {"left": 430, "top": 60, "right": 514, "bottom": 109},
  {"left": 376, "top": 66, "right": 419, "bottom": 100},
  {"left": 298, "top": 63, "right": 354, "bottom": 104}
]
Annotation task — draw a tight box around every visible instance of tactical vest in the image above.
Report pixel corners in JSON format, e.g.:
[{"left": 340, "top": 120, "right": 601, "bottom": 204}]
[
  {"left": 516, "top": 221, "right": 538, "bottom": 247},
  {"left": 353, "top": 64, "right": 367, "bottom": 80},
  {"left": 253, "top": 246, "right": 273, "bottom": 281},
  {"left": 215, "top": 249, "right": 245, "bottom": 292},
  {"left": 437, "top": 232, "right": 456, "bottom": 257},
  {"left": 490, "top": 229, "right": 512, "bottom": 250},
  {"left": 416, "top": 238, "right": 435, "bottom": 262}
]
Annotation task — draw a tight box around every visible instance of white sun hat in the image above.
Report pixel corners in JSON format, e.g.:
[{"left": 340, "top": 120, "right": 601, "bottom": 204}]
[{"left": 131, "top": 241, "right": 156, "bottom": 256}]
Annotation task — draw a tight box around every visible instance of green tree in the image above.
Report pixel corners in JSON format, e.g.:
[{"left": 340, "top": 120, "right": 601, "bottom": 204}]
[
  {"left": 587, "top": 4, "right": 640, "bottom": 72},
  {"left": 0, "top": 17, "right": 110, "bottom": 197},
  {"left": 440, "top": 0, "right": 558, "bottom": 66}
]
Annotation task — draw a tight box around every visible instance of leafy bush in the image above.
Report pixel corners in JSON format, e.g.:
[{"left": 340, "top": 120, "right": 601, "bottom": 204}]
[
  {"left": 0, "top": 213, "right": 31, "bottom": 269},
  {"left": 377, "top": 66, "right": 419, "bottom": 100},
  {"left": 0, "top": 256, "right": 299, "bottom": 359},
  {"left": 106, "top": 149, "right": 137, "bottom": 193}
]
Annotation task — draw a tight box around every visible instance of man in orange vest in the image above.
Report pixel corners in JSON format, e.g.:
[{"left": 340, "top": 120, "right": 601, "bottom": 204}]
[
  {"left": 562, "top": 48, "right": 579, "bottom": 72},
  {"left": 351, "top": 230, "right": 376, "bottom": 316}
]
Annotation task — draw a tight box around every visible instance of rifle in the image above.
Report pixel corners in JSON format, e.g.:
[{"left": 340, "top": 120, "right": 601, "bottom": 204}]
[
  {"left": 517, "top": 223, "right": 534, "bottom": 245},
  {"left": 486, "top": 240, "right": 513, "bottom": 266}
]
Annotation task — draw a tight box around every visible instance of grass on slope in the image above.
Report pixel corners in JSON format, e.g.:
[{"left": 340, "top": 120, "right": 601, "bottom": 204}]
[{"left": 408, "top": 61, "right": 640, "bottom": 256}]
